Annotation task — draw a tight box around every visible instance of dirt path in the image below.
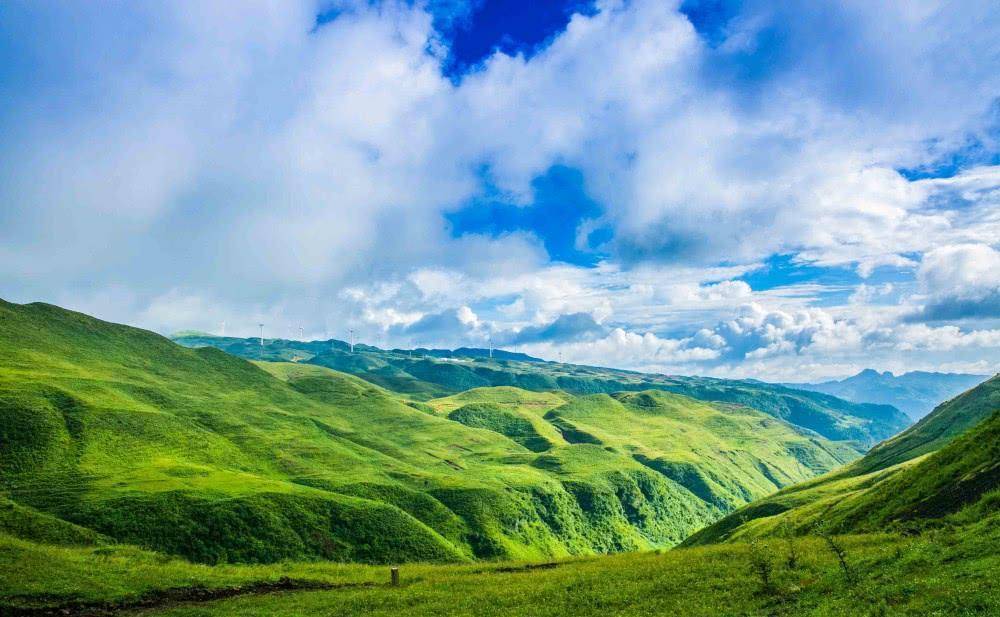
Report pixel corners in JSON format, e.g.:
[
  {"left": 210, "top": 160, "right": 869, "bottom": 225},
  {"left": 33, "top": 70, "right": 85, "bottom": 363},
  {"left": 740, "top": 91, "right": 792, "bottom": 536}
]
[{"left": 1, "top": 577, "right": 375, "bottom": 617}]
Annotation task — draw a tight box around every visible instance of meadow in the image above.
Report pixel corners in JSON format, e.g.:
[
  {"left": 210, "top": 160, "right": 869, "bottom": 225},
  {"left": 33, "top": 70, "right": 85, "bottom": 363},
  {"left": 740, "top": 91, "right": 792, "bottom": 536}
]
[{"left": 4, "top": 523, "right": 999, "bottom": 615}]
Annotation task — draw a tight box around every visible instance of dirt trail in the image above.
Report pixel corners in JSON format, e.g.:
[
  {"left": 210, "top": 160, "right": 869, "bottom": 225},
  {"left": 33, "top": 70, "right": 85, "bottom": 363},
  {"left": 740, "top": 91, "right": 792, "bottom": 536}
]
[{"left": 1, "top": 577, "right": 375, "bottom": 617}]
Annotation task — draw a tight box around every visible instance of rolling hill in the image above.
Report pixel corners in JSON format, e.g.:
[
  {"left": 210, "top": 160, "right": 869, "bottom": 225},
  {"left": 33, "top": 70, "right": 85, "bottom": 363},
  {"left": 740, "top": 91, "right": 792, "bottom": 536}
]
[
  {"left": 1, "top": 299, "right": 860, "bottom": 567},
  {"left": 2, "top": 300, "right": 997, "bottom": 616},
  {"left": 174, "top": 334, "right": 910, "bottom": 446},
  {"left": 790, "top": 368, "right": 988, "bottom": 420},
  {"left": 683, "top": 374, "right": 1000, "bottom": 545}
]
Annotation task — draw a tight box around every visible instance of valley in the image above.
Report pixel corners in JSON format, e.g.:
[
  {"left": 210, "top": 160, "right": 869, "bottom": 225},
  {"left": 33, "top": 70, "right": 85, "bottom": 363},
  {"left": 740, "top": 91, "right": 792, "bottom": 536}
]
[
  {"left": 5, "top": 4, "right": 998, "bottom": 615},
  {"left": 1, "top": 300, "right": 997, "bottom": 615}
]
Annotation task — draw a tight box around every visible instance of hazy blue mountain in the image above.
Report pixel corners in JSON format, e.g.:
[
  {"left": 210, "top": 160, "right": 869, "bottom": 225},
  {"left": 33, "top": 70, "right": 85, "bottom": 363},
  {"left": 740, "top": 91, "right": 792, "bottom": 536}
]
[{"left": 789, "top": 369, "right": 989, "bottom": 420}]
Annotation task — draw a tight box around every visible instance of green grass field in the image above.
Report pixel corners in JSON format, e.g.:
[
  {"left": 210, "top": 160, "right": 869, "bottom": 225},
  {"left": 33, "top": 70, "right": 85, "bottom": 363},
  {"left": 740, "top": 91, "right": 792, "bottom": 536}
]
[
  {"left": 2, "top": 300, "right": 997, "bottom": 616},
  {"left": 3, "top": 519, "right": 999, "bottom": 615}
]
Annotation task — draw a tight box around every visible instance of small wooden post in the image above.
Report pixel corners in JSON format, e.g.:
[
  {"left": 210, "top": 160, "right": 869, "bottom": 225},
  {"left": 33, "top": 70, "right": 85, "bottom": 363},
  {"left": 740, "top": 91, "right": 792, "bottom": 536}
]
[{"left": 390, "top": 566, "right": 399, "bottom": 587}]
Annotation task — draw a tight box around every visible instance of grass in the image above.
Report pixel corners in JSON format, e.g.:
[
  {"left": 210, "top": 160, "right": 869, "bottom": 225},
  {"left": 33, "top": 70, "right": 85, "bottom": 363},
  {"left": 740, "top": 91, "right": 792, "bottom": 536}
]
[
  {"left": 685, "top": 375, "right": 1000, "bottom": 545},
  {"left": 175, "top": 334, "right": 911, "bottom": 445},
  {"left": 132, "top": 524, "right": 998, "bottom": 616},
  {"left": 0, "top": 532, "right": 382, "bottom": 608},
  {"left": 1, "top": 300, "right": 998, "bottom": 616},
  {"left": 3, "top": 521, "right": 999, "bottom": 615},
  {"left": 0, "top": 299, "right": 861, "bottom": 566}
]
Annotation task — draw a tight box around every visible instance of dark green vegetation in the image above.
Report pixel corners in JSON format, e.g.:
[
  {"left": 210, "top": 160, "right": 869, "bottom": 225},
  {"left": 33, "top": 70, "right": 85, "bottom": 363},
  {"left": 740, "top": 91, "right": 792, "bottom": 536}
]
[
  {"left": 1, "top": 299, "right": 858, "bottom": 570},
  {"left": 175, "top": 334, "right": 910, "bottom": 445},
  {"left": 684, "top": 374, "right": 1000, "bottom": 544},
  {"left": 792, "top": 368, "right": 987, "bottom": 420}
]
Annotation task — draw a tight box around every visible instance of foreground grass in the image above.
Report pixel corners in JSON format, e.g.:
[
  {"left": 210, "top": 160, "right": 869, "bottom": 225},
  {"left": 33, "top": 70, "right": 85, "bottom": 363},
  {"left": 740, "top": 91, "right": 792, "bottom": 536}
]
[
  {"left": 138, "top": 528, "right": 1000, "bottom": 617},
  {"left": 0, "top": 533, "right": 380, "bottom": 608},
  {"left": 4, "top": 520, "right": 998, "bottom": 616}
]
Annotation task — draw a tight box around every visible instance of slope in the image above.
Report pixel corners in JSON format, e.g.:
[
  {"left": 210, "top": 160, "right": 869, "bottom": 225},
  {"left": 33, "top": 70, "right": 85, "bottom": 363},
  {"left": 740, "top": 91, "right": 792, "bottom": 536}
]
[
  {"left": 684, "top": 374, "right": 1000, "bottom": 545},
  {"left": 1, "top": 300, "right": 859, "bottom": 565},
  {"left": 174, "top": 335, "right": 910, "bottom": 446},
  {"left": 0, "top": 301, "right": 477, "bottom": 564}
]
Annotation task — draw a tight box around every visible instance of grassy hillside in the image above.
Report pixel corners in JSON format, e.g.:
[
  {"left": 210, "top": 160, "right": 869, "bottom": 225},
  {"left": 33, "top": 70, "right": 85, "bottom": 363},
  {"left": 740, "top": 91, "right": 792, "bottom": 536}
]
[
  {"left": 174, "top": 335, "right": 910, "bottom": 445},
  {"left": 540, "top": 391, "right": 857, "bottom": 510},
  {"left": 2, "top": 300, "right": 996, "bottom": 616},
  {"left": 856, "top": 374, "right": 999, "bottom": 473},
  {"left": 0, "top": 300, "right": 857, "bottom": 567},
  {"left": 683, "top": 375, "right": 1000, "bottom": 545}
]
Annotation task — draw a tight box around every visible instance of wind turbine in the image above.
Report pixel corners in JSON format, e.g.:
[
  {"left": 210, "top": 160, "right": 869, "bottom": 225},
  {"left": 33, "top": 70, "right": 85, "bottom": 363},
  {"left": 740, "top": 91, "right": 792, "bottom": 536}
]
[{"left": 349, "top": 328, "right": 355, "bottom": 353}]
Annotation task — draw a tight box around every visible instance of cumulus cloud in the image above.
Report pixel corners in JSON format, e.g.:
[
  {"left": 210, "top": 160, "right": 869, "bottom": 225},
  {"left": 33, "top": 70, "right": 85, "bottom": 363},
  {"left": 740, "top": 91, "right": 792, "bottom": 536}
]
[
  {"left": 519, "top": 303, "right": 999, "bottom": 381},
  {"left": 506, "top": 312, "right": 608, "bottom": 345},
  {"left": 387, "top": 305, "right": 483, "bottom": 347},
  {"left": 521, "top": 327, "right": 722, "bottom": 370},
  {"left": 0, "top": 0, "right": 998, "bottom": 380},
  {"left": 452, "top": 1, "right": 1000, "bottom": 272},
  {"left": 905, "top": 244, "right": 1000, "bottom": 322}
]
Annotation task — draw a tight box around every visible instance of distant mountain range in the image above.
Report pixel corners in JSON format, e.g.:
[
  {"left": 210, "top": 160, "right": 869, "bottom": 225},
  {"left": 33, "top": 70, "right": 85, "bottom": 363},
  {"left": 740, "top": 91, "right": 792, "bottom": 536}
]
[{"left": 788, "top": 369, "right": 989, "bottom": 420}]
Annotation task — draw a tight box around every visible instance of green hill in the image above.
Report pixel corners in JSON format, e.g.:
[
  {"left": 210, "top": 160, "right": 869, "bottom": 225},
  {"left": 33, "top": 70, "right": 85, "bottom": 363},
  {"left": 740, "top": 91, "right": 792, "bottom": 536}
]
[
  {"left": 683, "top": 375, "right": 1000, "bottom": 545},
  {"left": 1, "top": 300, "right": 858, "bottom": 566},
  {"left": 2, "top": 300, "right": 996, "bottom": 615},
  {"left": 855, "top": 373, "right": 997, "bottom": 473},
  {"left": 174, "top": 335, "right": 910, "bottom": 446}
]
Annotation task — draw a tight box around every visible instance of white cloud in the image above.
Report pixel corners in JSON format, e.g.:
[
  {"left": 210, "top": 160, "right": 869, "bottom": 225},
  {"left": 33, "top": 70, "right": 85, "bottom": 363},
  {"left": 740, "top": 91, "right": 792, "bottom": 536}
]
[
  {"left": 906, "top": 243, "right": 1000, "bottom": 321},
  {"left": 518, "top": 301, "right": 999, "bottom": 381},
  {"left": 456, "top": 305, "right": 480, "bottom": 327},
  {"left": 0, "top": 0, "right": 998, "bottom": 379},
  {"left": 849, "top": 283, "right": 895, "bottom": 305},
  {"left": 919, "top": 244, "right": 1000, "bottom": 298}
]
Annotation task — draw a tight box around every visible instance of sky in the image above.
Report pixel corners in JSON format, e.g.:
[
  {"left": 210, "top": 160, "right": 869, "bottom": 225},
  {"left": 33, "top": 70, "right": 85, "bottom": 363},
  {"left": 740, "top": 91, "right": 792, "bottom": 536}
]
[{"left": 1, "top": 0, "right": 998, "bottom": 382}]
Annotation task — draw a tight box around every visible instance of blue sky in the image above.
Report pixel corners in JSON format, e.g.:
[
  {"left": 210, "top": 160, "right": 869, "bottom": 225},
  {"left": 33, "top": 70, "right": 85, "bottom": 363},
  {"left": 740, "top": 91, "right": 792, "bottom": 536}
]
[
  {"left": 439, "top": 0, "right": 595, "bottom": 76},
  {"left": 0, "top": 0, "right": 998, "bottom": 381}
]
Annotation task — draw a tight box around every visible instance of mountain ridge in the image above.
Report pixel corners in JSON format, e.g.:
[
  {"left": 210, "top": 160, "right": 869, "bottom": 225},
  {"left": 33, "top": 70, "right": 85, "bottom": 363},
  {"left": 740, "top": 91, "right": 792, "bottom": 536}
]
[
  {"left": 174, "top": 333, "right": 910, "bottom": 446},
  {"left": 683, "top": 373, "right": 1000, "bottom": 545},
  {"left": 1, "top": 298, "right": 859, "bottom": 565},
  {"left": 788, "top": 368, "right": 988, "bottom": 420}
]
